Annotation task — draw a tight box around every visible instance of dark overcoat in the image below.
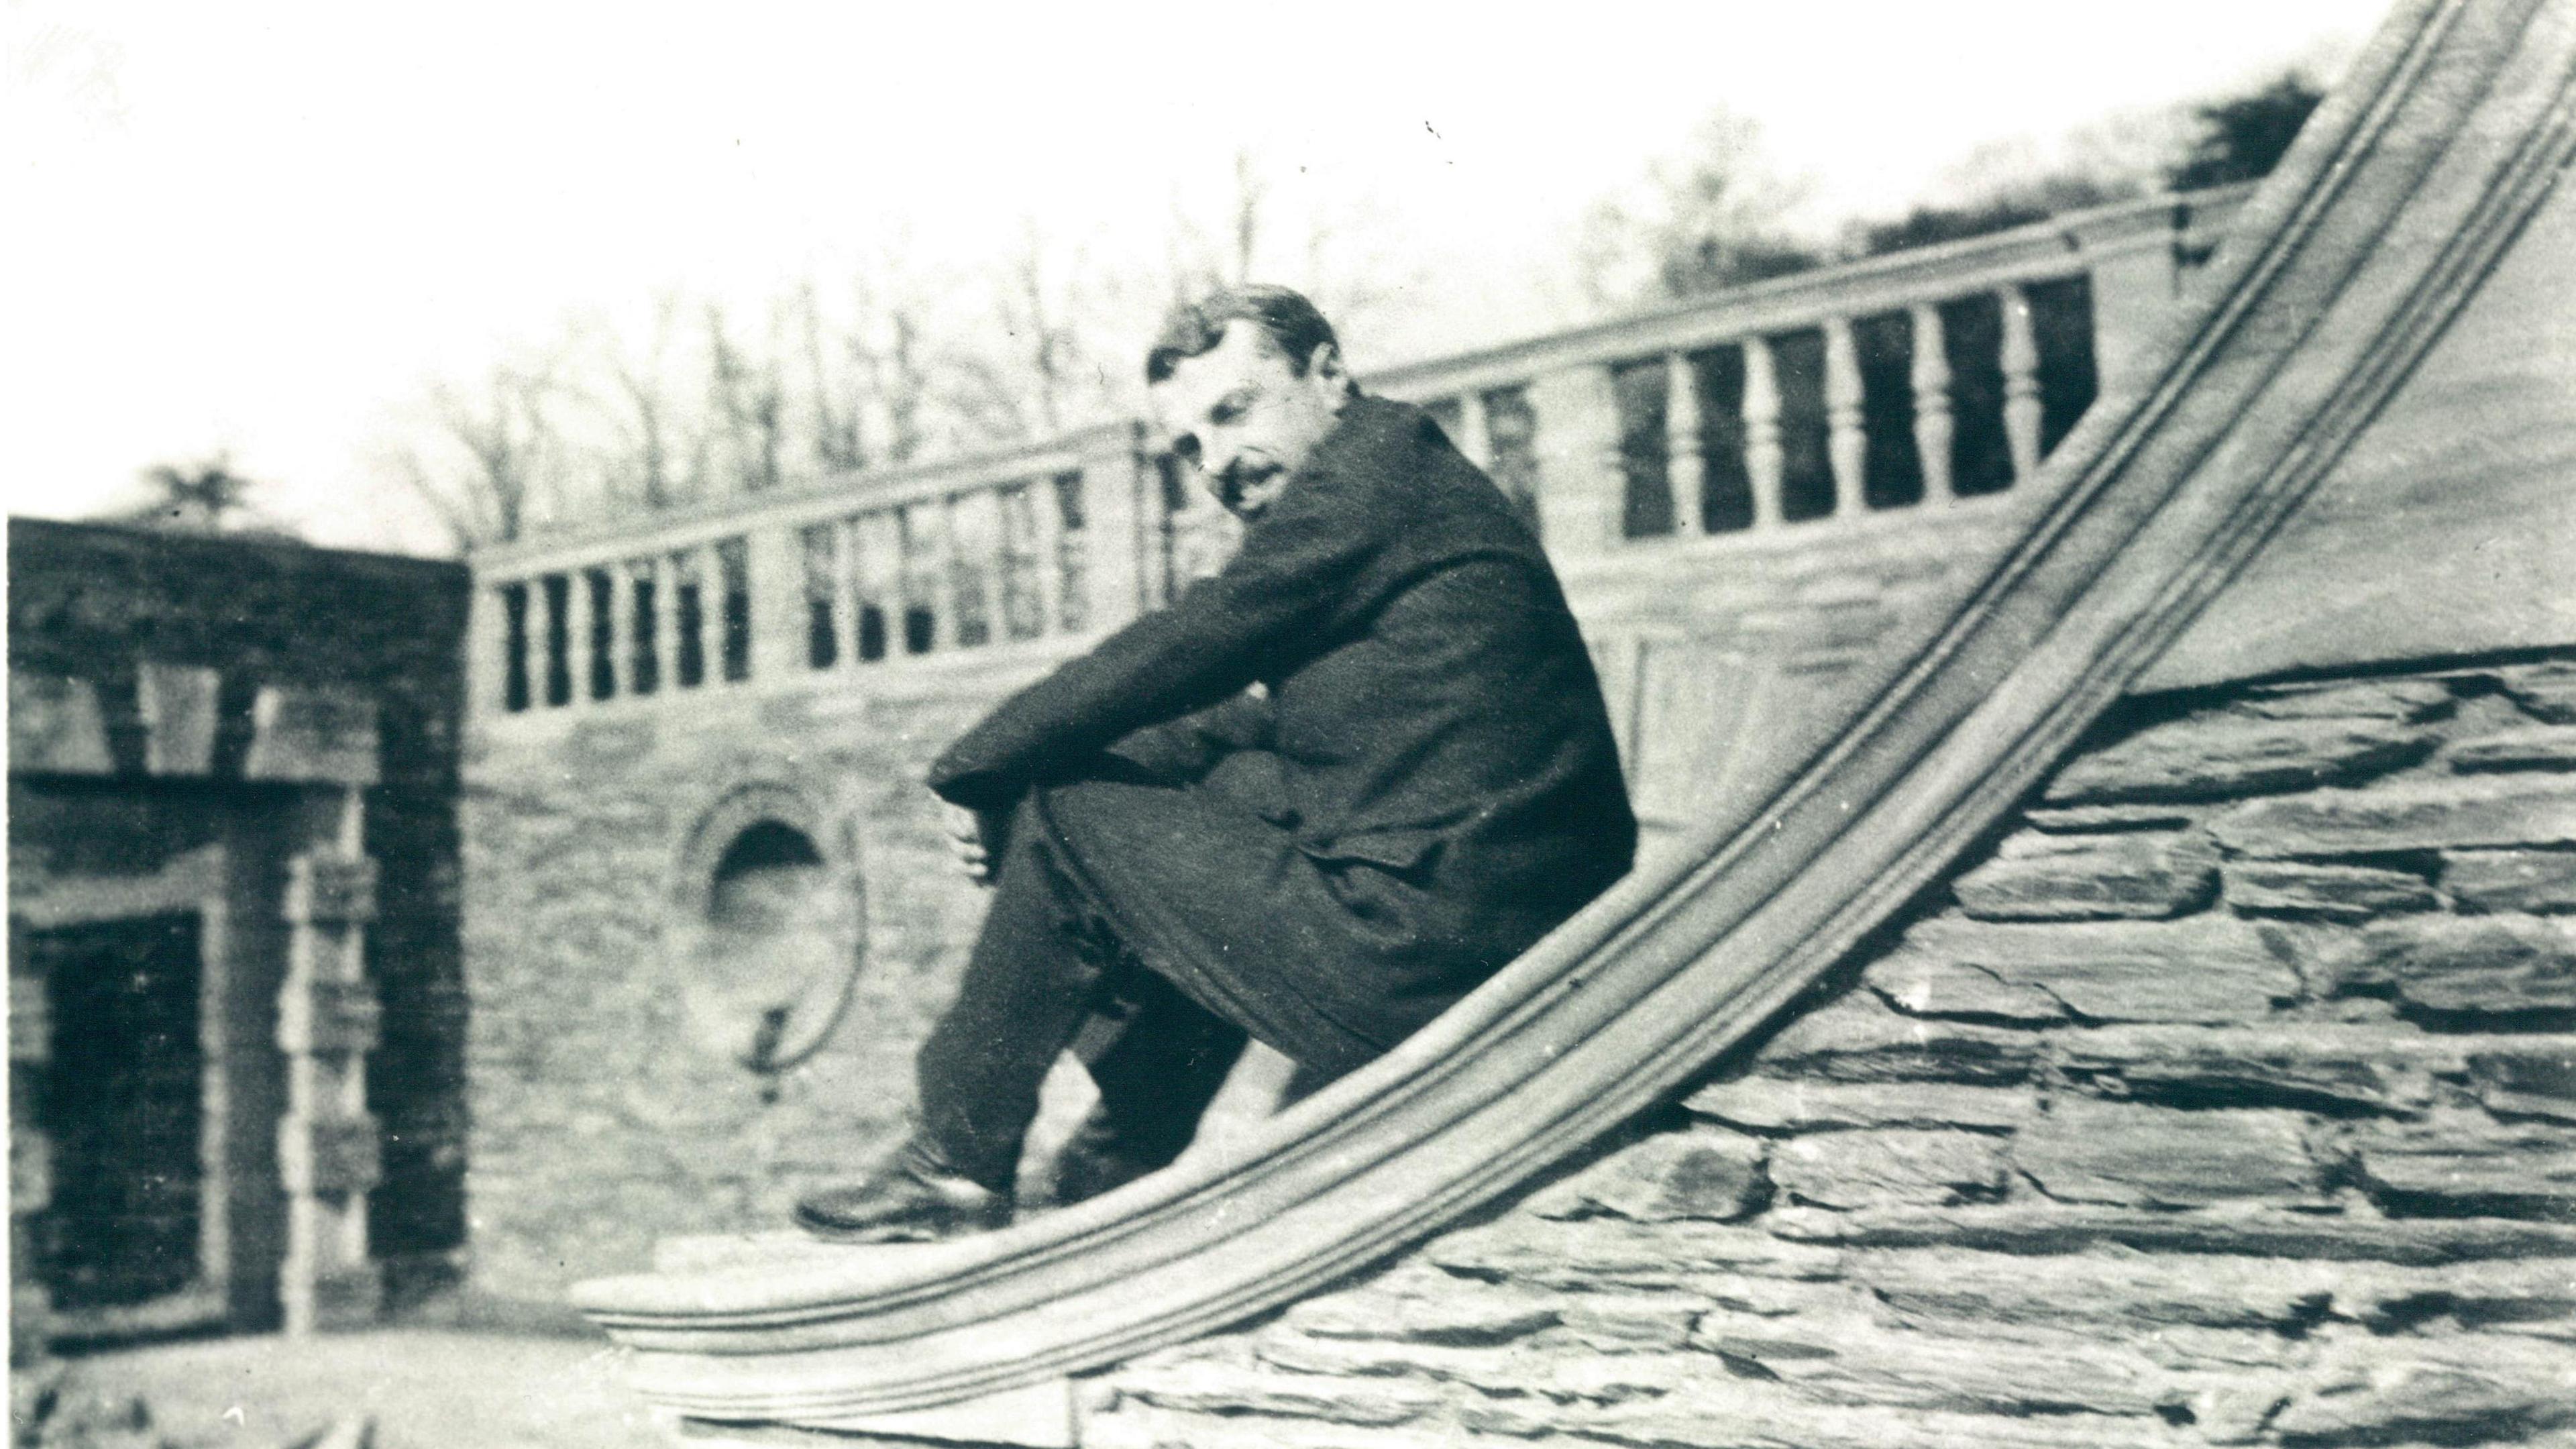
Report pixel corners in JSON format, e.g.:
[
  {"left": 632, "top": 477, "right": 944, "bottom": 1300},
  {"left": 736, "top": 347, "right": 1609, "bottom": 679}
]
[{"left": 928, "top": 396, "right": 1636, "bottom": 1071}]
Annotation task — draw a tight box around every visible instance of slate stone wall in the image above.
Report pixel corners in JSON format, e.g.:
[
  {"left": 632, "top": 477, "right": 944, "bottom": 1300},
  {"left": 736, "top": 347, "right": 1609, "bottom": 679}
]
[
  {"left": 1087, "top": 656, "right": 2576, "bottom": 1449},
  {"left": 460, "top": 667, "right": 1051, "bottom": 1301}
]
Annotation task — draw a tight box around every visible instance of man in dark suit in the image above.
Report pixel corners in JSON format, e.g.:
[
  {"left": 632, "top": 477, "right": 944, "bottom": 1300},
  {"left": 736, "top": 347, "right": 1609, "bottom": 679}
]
[{"left": 797, "top": 286, "right": 1635, "bottom": 1240}]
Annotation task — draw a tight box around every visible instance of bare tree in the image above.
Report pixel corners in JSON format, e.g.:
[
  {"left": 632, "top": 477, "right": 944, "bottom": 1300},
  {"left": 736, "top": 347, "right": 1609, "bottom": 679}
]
[
  {"left": 794, "top": 280, "right": 869, "bottom": 475},
  {"left": 388, "top": 360, "right": 568, "bottom": 548},
  {"left": 582, "top": 292, "right": 708, "bottom": 515},
  {"left": 705, "top": 300, "right": 790, "bottom": 494},
  {"left": 1579, "top": 109, "right": 1823, "bottom": 308}
]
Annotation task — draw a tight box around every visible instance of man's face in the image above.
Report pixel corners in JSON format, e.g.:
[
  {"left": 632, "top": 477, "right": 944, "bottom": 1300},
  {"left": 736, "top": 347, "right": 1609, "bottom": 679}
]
[{"left": 1150, "top": 319, "right": 1349, "bottom": 522}]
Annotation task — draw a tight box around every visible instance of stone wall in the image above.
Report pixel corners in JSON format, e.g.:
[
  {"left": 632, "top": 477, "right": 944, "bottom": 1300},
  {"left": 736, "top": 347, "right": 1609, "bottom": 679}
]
[
  {"left": 1087, "top": 655, "right": 2576, "bottom": 1449},
  {"left": 460, "top": 655, "right": 1063, "bottom": 1300},
  {"left": 7, "top": 519, "right": 470, "bottom": 1316}
]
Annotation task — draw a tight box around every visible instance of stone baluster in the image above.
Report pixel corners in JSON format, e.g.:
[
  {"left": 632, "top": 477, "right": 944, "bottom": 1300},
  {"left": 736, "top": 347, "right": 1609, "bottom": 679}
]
[
  {"left": 1823, "top": 317, "right": 1867, "bottom": 518},
  {"left": 627, "top": 557, "right": 660, "bottom": 693},
  {"left": 1911, "top": 303, "right": 1955, "bottom": 504},
  {"left": 250, "top": 686, "right": 386, "bottom": 1334},
  {"left": 670, "top": 547, "right": 707, "bottom": 688},
  {"left": 920, "top": 502, "right": 959, "bottom": 653},
  {"left": 1030, "top": 480, "right": 1068, "bottom": 636},
  {"left": 1454, "top": 389, "right": 1493, "bottom": 470},
  {"left": 1664, "top": 352, "right": 1706, "bottom": 536},
  {"left": 2002, "top": 284, "right": 2044, "bottom": 482},
  {"left": 606, "top": 561, "right": 635, "bottom": 696},
  {"left": 832, "top": 519, "right": 861, "bottom": 665},
  {"left": 1741, "top": 337, "right": 1786, "bottom": 530},
  {"left": 577, "top": 568, "right": 608, "bottom": 702}
]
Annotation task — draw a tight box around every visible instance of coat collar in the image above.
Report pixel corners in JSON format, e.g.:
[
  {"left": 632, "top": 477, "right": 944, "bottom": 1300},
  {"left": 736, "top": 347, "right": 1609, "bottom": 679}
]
[{"left": 1284, "top": 394, "right": 1431, "bottom": 500}]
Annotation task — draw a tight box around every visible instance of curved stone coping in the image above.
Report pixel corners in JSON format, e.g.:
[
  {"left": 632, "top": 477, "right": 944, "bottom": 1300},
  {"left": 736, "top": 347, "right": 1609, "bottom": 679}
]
[{"left": 572, "top": 0, "right": 2576, "bottom": 1421}]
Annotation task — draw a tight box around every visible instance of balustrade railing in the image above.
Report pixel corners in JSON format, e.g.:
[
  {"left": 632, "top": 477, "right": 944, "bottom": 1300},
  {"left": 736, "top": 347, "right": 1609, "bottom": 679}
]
[
  {"left": 1372, "top": 187, "right": 2245, "bottom": 555},
  {"left": 468, "top": 187, "right": 2247, "bottom": 726}
]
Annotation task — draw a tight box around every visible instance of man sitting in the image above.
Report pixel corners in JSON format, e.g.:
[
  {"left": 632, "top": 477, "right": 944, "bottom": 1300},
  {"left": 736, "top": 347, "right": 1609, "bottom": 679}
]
[{"left": 796, "top": 285, "right": 1635, "bottom": 1240}]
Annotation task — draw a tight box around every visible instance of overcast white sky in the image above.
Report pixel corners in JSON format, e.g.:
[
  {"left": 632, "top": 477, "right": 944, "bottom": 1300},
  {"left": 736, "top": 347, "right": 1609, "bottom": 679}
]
[{"left": 5, "top": 1, "right": 2379, "bottom": 555}]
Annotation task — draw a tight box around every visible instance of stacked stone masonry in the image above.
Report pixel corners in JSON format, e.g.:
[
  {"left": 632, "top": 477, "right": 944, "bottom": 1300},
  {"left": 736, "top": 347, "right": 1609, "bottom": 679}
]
[{"left": 1088, "top": 657, "right": 2576, "bottom": 1449}]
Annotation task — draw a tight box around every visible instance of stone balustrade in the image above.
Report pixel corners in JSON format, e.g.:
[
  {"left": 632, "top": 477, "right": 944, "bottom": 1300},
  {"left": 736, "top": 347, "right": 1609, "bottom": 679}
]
[{"left": 468, "top": 189, "right": 2247, "bottom": 737}]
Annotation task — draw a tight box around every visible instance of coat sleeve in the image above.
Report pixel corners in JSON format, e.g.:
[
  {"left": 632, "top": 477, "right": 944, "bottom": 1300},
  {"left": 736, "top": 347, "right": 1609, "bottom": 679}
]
[{"left": 926, "top": 470, "right": 1387, "bottom": 809}]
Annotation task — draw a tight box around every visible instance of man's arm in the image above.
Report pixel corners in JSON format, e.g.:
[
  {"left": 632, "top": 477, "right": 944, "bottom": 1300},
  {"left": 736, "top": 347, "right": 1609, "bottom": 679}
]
[
  {"left": 928, "top": 469, "right": 1383, "bottom": 810},
  {"left": 1108, "top": 688, "right": 1276, "bottom": 784}
]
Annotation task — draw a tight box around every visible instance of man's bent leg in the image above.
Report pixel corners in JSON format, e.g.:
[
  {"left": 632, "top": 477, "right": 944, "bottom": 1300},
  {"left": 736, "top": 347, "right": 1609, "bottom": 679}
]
[
  {"left": 912, "top": 799, "right": 1112, "bottom": 1191},
  {"left": 798, "top": 797, "right": 1104, "bottom": 1240},
  {"left": 1055, "top": 973, "right": 1248, "bottom": 1205}
]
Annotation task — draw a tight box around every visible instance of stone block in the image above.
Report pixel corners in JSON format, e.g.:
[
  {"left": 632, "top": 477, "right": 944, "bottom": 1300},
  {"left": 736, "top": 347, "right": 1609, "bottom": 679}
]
[
  {"left": 2052, "top": 1024, "right": 2449, "bottom": 1115},
  {"left": 1709, "top": 1316, "right": 2169, "bottom": 1417},
  {"left": 2327, "top": 1258, "right": 2576, "bottom": 1333},
  {"left": 2467, "top": 1042, "right": 2576, "bottom": 1122},
  {"left": 1953, "top": 831, "right": 2217, "bottom": 921},
  {"left": 2043, "top": 714, "right": 2430, "bottom": 806},
  {"left": 2020, "top": 802, "right": 2202, "bottom": 834},
  {"left": 277, "top": 979, "right": 381, "bottom": 1055},
  {"left": 2349, "top": 1116, "right": 2576, "bottom": 1216},
  {"left": 1769, "top": 1130, "right": 2009, "bottom": 1209},
  {"left": 9, "top": 975, "right": 47, "bottom": 1065},
  {"left": 1683, "top": 1079, "right": 2036, "bottom": 1134},
  {"left": 2010, "top": 1100, "right": 2322, "bottom": 1208},
  {"left": 2235, "top": 677, "right": 2454, "bottom": 721},
  {"left": 1530, "top": 1129, "right": 1768, "bottom": 1224},
  {"left": 7, "top": 673, "right": 113, "bottom": 775},
  {"left": 244, "top": 685, "right": 380, "bottom": 786},
  {"left": 137, "top": 662, "right": 221, "bottom": 775},
  {"left": 1868, "top": 951, "right": 2066, "bottom": 1024},
  {"left": 2499, "top": 660, "right": 2576, "bottom": 724},
  {"left": 2267, "top": 1338, "right": 2576, "bottom": 1442},
  {"left": 1281, "top": 1278, "right": 1557, "bottom": 1346},
  {"left": 2329, "top": 913, "right": 2576, "bottom": 1017},
  {"left": 1766, "top": 1201, "right": 2576, "bottom": 1264},
  {"left": 2450, "top": 723, "right": 2576, "bottom": 771},
  {"left": 1857, "top": 1248, "right": 2333, "bottom": 1331},
  {"left": 2210, "top": 774, "right": 2576, "bottom": 857},
  {"left": 1893, "top": 916, "right": 2301, "bottom": 1024},
  {"left": 2222, "top": 860, "right": 2438, "bottom": 920},
  {"left": 2445, "top": 849, "right": 2576, "bottom": 912},
  {"left": 1553, "top": 1293, "right": 1701, "bottom": 1351},
  {"left": 1426, "top": 1217, "right": 1845, "bottom": 1288},
  {"left": 1754, "top": 993, "right": 2039, "bottom": 1083},
  {"left": 280, "top": 1114, "right": 382, "bottom": 1195},
  {"left": 1113, "top": 1362, "right": 1440, "bottom": 1426},
  {"left": 286, "top": 855, "right": 379, "bottom": 925},
  {"left": 11, "top": 1133, "right": 51, "bottom": 1215}
]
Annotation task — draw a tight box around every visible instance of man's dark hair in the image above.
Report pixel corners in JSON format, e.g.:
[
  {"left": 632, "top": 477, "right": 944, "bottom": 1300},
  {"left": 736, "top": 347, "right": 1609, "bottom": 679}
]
[{"left": 1144, "top": 284, "right": 1343, "bottom": 385}]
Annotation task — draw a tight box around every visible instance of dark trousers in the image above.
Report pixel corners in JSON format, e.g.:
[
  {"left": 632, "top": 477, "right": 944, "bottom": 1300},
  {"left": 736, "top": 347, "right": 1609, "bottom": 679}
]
[{"left": 913, "top": 771, "right": 1395, "bottom": 1196}]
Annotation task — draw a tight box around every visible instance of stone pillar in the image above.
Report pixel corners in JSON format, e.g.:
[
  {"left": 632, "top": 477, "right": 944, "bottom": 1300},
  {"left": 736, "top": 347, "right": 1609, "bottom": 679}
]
[
  {"left": 9, "top": 922, "right": 52, "bottom": 1366},
  {"left": 1524, "top": 362, "right": 1623, "bottom": 561},
  {"left": 245, "top": 684, "right": 386, "bottom": 1333},
  {"left": 749, "top": 525, "right": 805, "bottom": 684},
  {"left": 1079, "top": 429, "right": 1149, "bottom": 630}
]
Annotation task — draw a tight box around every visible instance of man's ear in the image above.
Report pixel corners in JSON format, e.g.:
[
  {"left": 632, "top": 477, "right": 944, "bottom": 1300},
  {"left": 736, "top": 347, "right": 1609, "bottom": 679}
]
[{"left": 1305, "top": 341, "right": 1351, "bottom": 398}]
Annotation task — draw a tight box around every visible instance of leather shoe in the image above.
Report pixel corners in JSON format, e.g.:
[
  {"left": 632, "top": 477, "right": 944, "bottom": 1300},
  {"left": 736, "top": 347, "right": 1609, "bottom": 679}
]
[{"left": 794, "top": 1140, "right": 1013, "bottom": 1243}]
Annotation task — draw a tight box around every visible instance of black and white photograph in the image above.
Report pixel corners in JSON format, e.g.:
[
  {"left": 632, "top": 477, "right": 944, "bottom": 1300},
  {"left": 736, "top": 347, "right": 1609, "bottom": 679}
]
[{"left": 8, "top": 1, "right": 2574, "bottom": 1445}]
